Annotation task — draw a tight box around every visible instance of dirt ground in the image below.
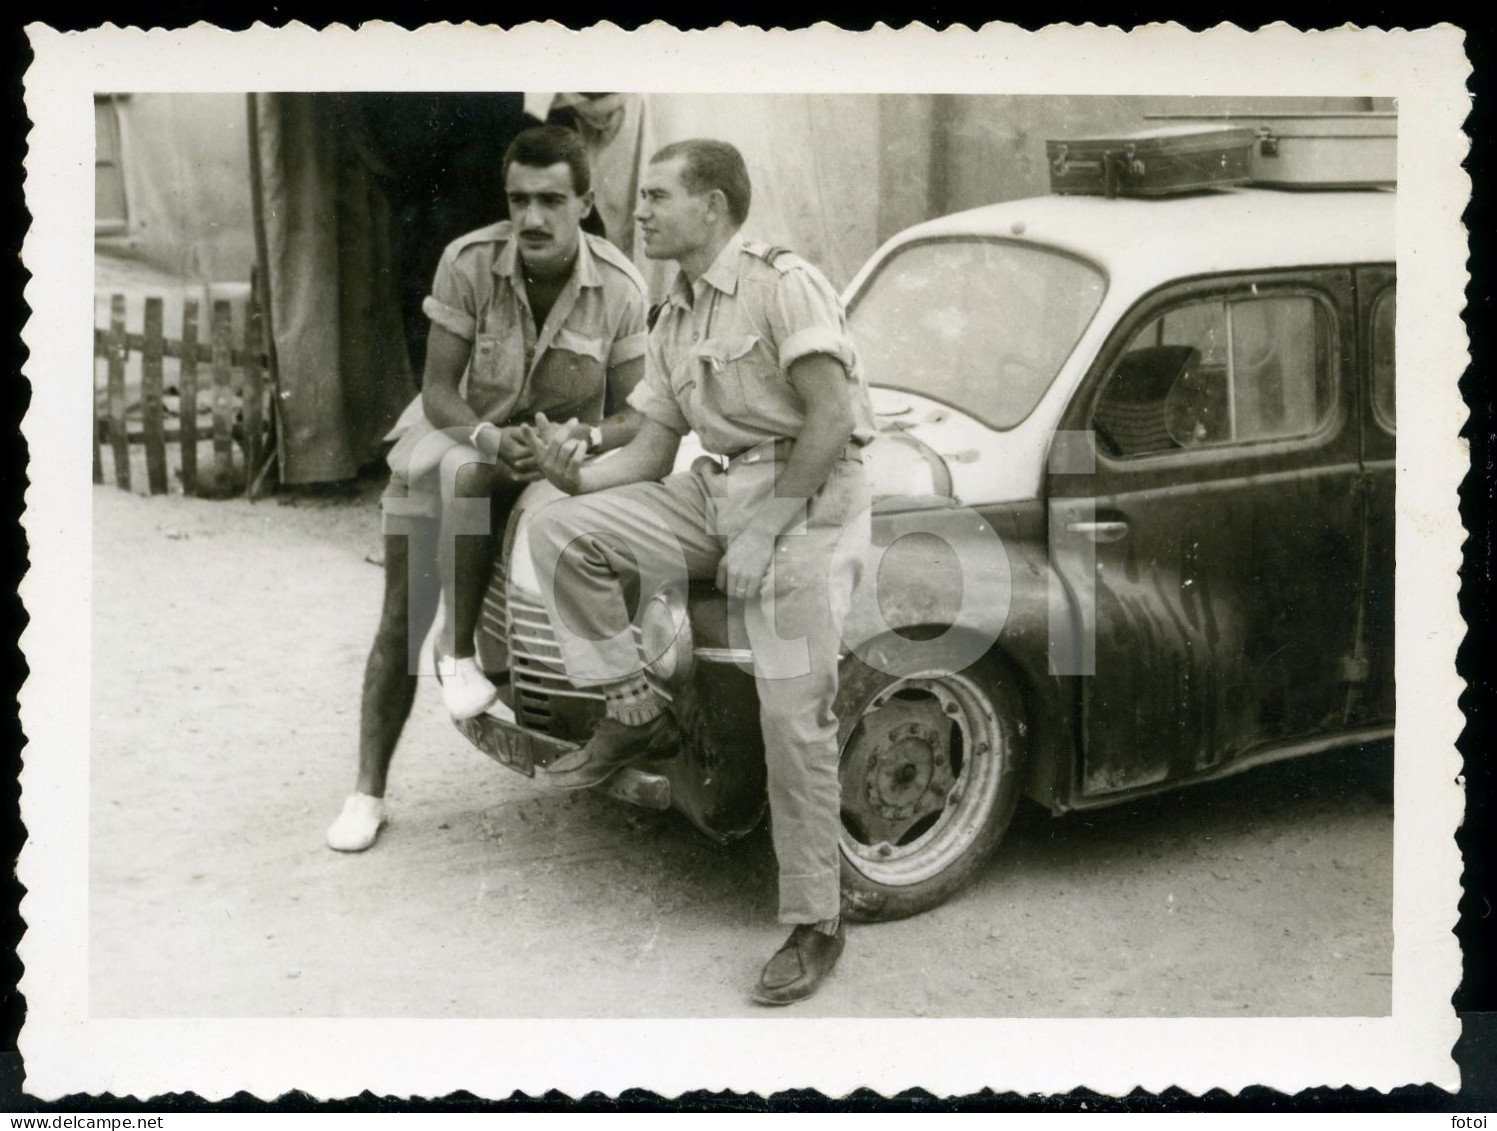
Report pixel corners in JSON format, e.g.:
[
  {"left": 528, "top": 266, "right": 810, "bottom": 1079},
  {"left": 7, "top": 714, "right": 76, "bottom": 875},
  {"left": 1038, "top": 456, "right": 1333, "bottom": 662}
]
[{"left": 88, "top": 481, "right": 1394, "bottom": 1019}]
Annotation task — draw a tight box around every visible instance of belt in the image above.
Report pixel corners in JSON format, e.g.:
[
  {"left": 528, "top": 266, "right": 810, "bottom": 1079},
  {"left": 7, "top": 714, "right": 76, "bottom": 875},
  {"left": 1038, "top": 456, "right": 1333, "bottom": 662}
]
[{"left": 715, "top": 437, "right": 864, "bottom": 469}]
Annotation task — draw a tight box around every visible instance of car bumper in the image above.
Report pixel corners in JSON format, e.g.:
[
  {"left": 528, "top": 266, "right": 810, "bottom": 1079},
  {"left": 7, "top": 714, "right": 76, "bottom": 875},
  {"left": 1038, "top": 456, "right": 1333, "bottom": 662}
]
[{"left": 452, "top": 709, "right": 673, "bottom": 810}]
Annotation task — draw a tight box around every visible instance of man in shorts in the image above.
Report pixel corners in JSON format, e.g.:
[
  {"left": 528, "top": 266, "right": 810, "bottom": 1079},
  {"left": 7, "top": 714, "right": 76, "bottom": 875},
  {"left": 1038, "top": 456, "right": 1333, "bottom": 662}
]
[{"left": 326, "top": 125, "right": 649, "bottom": 852}]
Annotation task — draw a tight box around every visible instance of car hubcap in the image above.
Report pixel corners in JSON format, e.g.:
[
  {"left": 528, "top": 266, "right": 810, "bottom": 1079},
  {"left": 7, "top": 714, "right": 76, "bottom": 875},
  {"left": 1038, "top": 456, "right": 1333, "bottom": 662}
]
[{"left": 839, "top": 672, "right": 1005, "bottom": 886}]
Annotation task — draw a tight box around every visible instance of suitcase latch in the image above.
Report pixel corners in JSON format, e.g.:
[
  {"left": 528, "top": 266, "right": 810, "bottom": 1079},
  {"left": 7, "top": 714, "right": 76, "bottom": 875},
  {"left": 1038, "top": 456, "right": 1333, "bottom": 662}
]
[
  {"left": 1102, "top": 146, "right": 1146, "bottom": 199},
  {"left": 1051, "top": 142, "right": 1146, "bottom": 198},
  {"left": 1257, "top": 127, "right": 1280, "bottom": 158}
]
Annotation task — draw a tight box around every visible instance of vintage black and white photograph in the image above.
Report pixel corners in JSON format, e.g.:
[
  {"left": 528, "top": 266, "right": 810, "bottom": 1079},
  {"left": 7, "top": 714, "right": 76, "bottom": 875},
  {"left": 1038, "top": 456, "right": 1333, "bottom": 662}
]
[{"left": 20, "top": 22, "right": 1468, "bottom": 1099}]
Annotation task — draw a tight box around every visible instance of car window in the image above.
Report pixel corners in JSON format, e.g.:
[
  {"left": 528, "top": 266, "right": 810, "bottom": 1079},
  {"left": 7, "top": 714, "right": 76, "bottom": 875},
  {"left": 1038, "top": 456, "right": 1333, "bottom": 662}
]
[
  {"left": 1370, "top": 285, "right": 1396, "bottom": 431},
  {"left": 1091, "top": 291, "right": 1335, "bottom": 458},
  {"left": 849, "top": 238, "right": 1106, "bottom": 430}
]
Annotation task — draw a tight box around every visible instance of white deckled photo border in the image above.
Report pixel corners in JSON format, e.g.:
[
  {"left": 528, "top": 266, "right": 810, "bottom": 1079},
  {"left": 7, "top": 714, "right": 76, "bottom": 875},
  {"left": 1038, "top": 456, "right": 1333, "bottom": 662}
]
[{"left": 19, "top": 20, "right": 1471, "bottom": 1099}]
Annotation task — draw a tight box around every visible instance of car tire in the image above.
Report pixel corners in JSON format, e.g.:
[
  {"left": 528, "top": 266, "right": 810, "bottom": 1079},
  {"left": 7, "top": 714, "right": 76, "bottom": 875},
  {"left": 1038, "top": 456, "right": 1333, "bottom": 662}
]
[{"left": 835, "top": 648, "right": 1026, "bottom": 923}]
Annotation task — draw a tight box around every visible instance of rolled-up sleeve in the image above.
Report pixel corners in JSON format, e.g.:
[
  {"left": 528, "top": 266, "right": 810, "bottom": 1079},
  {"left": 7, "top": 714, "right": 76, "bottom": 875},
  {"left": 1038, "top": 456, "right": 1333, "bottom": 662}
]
[
  {"left": 626, "top": 339, "right": 690, "bottom": 435},
  {"left": 773, "top": 268, "right": 857, "bottom": 374},
  {"left": 609, "top": 330, "right": 648, "bottom": 367},
  {"left": 423, "top": 247, "right": 478, "bottom": 341}
]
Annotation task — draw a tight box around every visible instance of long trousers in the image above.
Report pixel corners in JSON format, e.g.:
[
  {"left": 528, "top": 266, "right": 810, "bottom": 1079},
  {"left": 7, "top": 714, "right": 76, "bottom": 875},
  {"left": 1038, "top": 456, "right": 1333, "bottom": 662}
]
[{"left": 527, "top": 452, "right": 871, "bottom": 923}]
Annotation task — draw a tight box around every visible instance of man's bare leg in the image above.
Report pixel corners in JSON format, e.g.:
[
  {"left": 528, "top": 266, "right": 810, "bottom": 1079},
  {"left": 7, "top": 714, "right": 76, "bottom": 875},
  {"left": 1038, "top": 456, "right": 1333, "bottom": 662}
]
[
  {"left": 327, "top": 521, "right": 439, "bottom": 851},
  {"left": 441, "top": 458, "right": 503, "bottom": 662},
  {"left": 358, "top": 523, "right": 440, "bottom": 795},
  {"left": 433, "top": 450, "right": 510, "bottom": 717}
]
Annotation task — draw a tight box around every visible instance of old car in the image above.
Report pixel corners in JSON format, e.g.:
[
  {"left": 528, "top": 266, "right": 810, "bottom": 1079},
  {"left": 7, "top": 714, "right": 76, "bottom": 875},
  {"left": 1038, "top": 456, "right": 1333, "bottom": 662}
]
[{"left": 453, "top": 143, "right": 1396, "bottom": 923}]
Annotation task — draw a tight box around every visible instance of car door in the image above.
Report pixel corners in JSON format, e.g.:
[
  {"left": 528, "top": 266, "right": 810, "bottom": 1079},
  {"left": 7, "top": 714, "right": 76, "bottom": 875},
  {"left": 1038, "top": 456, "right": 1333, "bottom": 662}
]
[
  {"left": 1049, "top": 269, "right": 1366, "bottom": 798},
  {"left": 1350, "top": 266, "right": 1396, "bottom": 726}
]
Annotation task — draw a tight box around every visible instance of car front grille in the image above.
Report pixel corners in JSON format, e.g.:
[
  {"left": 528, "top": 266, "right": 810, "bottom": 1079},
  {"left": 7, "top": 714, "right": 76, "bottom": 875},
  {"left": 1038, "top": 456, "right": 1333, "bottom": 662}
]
[
  {"left": 506, "top": 586, "right": 607, "bottom": 734},
  {"left": 482, "top": 559, "right": 667, "bottom": 736},
  {"left": 477, "top": 560, "right": 600, "bottom": 735}
]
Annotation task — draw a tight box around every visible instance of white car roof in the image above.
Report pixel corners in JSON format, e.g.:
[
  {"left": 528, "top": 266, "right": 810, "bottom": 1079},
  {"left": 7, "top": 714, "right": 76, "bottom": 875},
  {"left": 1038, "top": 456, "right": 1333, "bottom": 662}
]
[{"left": 877, "top": 187, "right": 1395, "bottom": 287}]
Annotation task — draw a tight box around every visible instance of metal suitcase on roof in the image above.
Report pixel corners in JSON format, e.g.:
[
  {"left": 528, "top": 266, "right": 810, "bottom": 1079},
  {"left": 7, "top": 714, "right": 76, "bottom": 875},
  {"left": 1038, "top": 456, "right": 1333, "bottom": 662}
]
[
  {"left": 1046, "top": 125, "right": 1255, "bottom": 199},
  {"left": 1146, "top": 112, "right": 1397, "bottom": 188}
]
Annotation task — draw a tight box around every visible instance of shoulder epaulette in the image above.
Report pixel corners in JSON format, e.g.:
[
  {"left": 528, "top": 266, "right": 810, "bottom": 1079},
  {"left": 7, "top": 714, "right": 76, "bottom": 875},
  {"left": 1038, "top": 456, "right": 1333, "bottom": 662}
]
[
  {"left": 742, "top": 240, "right": 801, "bottom": 271},
  {"left": 448, "top": 220, "right": 514, "bottom": 255},
  {"left": 585, "top": 232, "right": 650, "bottom": 291}
]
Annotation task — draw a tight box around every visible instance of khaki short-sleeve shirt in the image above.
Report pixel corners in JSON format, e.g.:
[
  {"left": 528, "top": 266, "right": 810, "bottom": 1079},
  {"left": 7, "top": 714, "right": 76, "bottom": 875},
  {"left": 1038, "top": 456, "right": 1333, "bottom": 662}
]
[
  {"left": 386, "top": 222, "right": 648, "bottom": 475},
  {"left": 627, "top": 237, "right": 876, "bottom": 456}
]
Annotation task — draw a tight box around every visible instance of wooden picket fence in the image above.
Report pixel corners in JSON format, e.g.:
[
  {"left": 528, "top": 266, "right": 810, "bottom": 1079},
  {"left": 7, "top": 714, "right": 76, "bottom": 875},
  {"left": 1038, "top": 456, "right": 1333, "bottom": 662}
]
[{"left": 93, "top": 286, "right": 275, "bottom": 498}]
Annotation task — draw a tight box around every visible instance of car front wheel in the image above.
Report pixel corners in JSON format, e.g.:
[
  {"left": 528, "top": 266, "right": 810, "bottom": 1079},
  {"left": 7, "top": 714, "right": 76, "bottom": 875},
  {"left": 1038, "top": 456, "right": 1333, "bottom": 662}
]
[{"left": 835, "top": 651, "right": 1025, "bottom": 922}]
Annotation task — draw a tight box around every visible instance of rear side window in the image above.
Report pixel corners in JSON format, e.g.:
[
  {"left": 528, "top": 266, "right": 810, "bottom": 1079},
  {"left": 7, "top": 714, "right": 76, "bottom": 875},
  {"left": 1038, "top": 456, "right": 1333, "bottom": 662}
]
[
  {"left": 1370, "top": 286, "right": 1396, "bottom": 431},
  {"left": 1091, "top": 292, "right": 1335, "bottom": 458}
]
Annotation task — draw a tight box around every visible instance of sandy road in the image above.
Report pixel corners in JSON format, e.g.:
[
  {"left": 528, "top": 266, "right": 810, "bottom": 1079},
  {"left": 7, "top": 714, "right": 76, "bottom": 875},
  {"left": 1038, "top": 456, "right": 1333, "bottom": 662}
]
[{"left": 88, "top": 483, "right": 1393, "bottom": 1019}]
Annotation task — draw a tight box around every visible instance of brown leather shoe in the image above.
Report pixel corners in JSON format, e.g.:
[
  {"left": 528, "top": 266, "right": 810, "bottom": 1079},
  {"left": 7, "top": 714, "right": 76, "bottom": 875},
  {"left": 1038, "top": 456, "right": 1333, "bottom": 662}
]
[
  {"left": 750, "top": 922, "right": 846, "bottom": 1006},
  {"left": 541, "top": 712, "right": 679, "bottom": 791}
]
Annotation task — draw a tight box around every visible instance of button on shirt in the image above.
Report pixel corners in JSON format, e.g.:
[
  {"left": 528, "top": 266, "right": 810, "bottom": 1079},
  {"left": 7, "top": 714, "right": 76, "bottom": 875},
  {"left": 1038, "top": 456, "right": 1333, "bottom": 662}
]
[
  {"left": 386, "top": 221, "right": 648, "bottom": 480},
  {"left": 627, "top": 238, "right": 877, "bottom": 456}
]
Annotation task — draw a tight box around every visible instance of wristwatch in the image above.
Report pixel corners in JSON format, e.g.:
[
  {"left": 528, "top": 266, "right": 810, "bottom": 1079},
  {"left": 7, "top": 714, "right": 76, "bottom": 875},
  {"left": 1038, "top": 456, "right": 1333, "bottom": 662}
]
[{"left": 587, "top": 425, "right": 604, "bottom": 453}]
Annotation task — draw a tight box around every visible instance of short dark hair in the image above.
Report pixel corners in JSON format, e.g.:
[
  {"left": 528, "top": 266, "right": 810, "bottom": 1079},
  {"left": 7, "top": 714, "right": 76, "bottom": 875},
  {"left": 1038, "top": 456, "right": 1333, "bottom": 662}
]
[
  {"left": 502, "top": 125, "right": 591, "bottom": 196},
  {"left": 650, "top": 138, "right": 752, "bottom": 225}
]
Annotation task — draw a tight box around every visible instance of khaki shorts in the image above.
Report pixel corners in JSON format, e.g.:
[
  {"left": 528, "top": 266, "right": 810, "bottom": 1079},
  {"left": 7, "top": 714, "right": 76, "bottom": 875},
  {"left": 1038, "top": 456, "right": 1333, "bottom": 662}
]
[
  {"left": 379, "top": 410, "right": 478, "bottom": 530},
  {"left": 379, "top": 461, "right": 441, "bottom": 530}
]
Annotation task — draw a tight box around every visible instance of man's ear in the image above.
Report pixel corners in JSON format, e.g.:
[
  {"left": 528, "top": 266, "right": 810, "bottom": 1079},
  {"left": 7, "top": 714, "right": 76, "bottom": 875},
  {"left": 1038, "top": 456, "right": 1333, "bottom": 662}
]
[
  {"left": 707, "top": 188, "right": 730, "bottom": 224},
  {"left": 579, "top": 188, "right": 596, "bottom": 218}
]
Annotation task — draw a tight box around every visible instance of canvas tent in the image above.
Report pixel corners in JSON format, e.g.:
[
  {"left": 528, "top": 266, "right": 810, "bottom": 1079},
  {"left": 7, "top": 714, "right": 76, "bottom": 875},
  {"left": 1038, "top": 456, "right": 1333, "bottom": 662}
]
[
  {"left": 97, "top": 93, "right": 257, "bottom": 280},
  {"left": 250, "top": 92, "right": 1385, "bottom": 486}
]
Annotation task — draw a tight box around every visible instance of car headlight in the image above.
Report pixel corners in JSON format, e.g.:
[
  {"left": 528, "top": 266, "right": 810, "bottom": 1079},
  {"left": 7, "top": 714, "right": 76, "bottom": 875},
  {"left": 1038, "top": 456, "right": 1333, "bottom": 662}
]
[{"left": 640, "top": 585, "right": 693, "bottom": 686}]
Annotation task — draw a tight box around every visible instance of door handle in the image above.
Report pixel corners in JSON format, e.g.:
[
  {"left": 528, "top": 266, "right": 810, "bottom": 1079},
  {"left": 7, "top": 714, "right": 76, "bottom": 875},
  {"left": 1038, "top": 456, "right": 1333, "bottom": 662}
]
[{"left": 1065, "top": 520, "right": 1130, "bottom": 543}]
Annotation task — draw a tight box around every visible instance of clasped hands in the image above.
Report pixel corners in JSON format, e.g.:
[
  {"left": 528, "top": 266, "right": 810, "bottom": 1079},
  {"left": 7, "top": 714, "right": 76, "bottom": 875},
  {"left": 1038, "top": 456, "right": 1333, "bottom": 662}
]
[
  {"left": 503, "top": 412, "right": 779, "bottom": 599},
  {"left": 469, "top": 413, "right": 589, "bottom": 486},
  {"left": 513, "top": 412, "right": 591, "bottom": 494}
]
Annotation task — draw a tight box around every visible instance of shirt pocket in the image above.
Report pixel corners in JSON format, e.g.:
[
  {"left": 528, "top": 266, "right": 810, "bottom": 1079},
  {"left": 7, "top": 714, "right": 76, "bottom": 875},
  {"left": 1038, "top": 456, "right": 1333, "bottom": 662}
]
[
  {"left": 467, "top": 332, "right": 526, "bottom": 414},
  {"left": 544, "top": 328, "right": 609, "bottom": 408},
  {"left": 705, "top": 333, "right": 778, "bottom": 418},
  {"left": 667, "top": 342, "right": 702, "bottom": 402},
  {"left": 553, "top": 328, "right": 608, "bottom": 365}
]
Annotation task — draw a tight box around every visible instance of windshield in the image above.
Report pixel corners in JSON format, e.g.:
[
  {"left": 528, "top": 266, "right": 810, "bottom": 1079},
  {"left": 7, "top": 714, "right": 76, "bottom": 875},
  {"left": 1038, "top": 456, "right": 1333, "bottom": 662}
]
[{"left": 849, "top": 238, "right": 1107, "bottom": 430}]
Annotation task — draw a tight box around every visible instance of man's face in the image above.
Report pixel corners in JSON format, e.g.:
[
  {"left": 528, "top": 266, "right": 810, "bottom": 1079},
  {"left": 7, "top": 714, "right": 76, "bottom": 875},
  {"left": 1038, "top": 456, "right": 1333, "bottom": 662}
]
[
  {"left": 505, "top": 161, "right": 592, "bottom": 277},
  {"left": 634, "top": 157, "right": 712, "bottom": 262}
]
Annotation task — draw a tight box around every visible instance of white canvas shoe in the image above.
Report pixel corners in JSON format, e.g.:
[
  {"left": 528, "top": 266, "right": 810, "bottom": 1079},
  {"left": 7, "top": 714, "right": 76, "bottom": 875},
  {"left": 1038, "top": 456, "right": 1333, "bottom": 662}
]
[
  {"left": 325, "top": 792, "right": 387, "bottom": 852},
  {"left": 440, "top": 654, "right": 500, "bottom": 719},
  {"left": 484, "top": 693, "right": 517, "bottom": 724}
]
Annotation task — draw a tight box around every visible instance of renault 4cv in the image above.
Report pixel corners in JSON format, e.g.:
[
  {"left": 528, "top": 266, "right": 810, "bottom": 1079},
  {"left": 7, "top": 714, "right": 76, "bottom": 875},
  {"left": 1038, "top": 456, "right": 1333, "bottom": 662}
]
[{"left": 452, "top": 123, "right": 1396, "bottom": 922}]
